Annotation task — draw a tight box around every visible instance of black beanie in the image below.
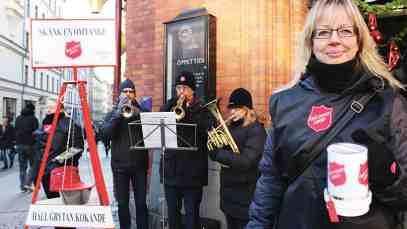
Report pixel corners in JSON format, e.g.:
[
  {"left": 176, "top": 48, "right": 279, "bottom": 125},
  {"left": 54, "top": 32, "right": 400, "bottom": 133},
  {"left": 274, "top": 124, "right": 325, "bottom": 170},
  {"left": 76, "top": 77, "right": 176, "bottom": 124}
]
[
  {"left": 119, "top": 79, "right": 135, "bottom": 91},
  {"left": 228, "top": 88, "right": 253, "bottom": 109},
  {"left": 175, "top": 71, "right": 196, "bottom": 90}
]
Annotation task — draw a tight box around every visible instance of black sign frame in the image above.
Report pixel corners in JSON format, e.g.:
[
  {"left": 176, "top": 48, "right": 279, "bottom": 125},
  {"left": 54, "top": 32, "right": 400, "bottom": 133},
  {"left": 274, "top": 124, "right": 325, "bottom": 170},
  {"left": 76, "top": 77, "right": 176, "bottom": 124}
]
[{"left": 163, "top": 9, "right": 216, "bottom": 103}]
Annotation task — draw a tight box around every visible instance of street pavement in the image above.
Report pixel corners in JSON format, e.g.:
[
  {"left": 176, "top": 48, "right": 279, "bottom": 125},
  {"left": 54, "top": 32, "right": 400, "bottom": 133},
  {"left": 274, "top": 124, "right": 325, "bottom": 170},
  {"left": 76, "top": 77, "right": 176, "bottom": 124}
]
[
  {"left": 0, "top": 143, "right": 225, "bottom": 229},
  {"left": 0, "top": 144, "right": 119, "bottom": 229}
]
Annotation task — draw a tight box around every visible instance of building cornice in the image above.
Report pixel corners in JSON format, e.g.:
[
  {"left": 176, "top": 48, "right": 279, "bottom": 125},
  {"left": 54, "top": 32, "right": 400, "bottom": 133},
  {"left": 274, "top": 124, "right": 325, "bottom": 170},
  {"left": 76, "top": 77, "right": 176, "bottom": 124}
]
[
  {"left": 5, "top": 0, "right": 24, "bottom": 18},
  {"left": 0, "top": 34, "right": 27, "bottom": 56}
]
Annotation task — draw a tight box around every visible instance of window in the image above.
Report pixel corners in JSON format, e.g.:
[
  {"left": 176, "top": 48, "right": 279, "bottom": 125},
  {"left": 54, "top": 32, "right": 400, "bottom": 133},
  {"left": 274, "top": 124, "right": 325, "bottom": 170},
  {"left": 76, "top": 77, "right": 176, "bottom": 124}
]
[
  {"left": 40, "top": 72, "right": 44, "bottom": 89},
  {"left": 42, "top": 13, "right": 45, "bottom": 19},
  {"left": 3, "top": 98, "right": 17, "bottom": 123},
  {"left": 47, "top": 75, "right": 49, "bottom": 91},
  {"left": 33, "top": 70, "right": 36, "bottom": 88},
  {"left": 25, "top": 32, "right": 29, "bottom": 49},
  {"left": 24, "top": 65, "right": 28, "bottom": 84},
  {"left": 52, "top": 78, "right": 55, "bottom": 92}
]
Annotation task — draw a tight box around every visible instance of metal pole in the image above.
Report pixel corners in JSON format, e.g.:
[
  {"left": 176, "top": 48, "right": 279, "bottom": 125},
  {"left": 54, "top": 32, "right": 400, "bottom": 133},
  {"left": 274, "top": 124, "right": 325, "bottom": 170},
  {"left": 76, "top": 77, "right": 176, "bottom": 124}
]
[{"left": 113, "top": 0, "right": 122, "bottom": 103}]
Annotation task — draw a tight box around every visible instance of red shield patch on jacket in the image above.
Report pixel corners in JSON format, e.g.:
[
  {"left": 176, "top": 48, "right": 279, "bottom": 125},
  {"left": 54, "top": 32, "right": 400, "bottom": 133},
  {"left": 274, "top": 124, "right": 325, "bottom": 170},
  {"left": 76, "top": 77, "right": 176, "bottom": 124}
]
[
  {"left": 44, "top": 124, "right": 52, "bottom": 133},
  {"left": 307, "top": 105, "right": 333, "bottom": 132},
  {"left": 65, "top": 40, "right": 82, "bottom": 59},
  {"left": 358, "top": 162, "right": 368, "bottom": 186},
  {"left": 329, "top": 162, "right": 346, "bottom": 186}
]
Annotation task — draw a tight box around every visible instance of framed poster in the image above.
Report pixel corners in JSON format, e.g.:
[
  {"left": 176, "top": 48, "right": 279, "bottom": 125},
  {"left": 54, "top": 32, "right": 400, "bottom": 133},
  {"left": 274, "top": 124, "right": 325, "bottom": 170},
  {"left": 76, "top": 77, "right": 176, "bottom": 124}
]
[{"left": 164, "top": 10, "right": 216, "bottom": 102}]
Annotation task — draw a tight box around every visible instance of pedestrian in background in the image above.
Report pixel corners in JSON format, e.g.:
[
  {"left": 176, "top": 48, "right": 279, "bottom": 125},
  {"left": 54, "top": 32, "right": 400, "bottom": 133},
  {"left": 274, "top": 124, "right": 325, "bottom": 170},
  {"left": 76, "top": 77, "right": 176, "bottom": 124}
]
[
  {"left": 35, "top": 101, "right": 84, "bottom": 200},
  {"left": 33, "top": 100, "right": 83, "bottom": 229},
  {"left": 0, "top": 117, "right": 16, "bottom": 170},
  {"left": 15, "top": 103, "right": 38, "bottom": 192}
]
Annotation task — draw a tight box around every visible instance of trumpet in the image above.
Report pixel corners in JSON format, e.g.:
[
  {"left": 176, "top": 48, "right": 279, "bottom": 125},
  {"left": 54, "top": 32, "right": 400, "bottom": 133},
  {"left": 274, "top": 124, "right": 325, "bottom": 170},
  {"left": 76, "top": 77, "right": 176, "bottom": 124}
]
[
  {"left": 203, "top": 99, "right": 240, "bottom": 154},
  {"left": 121, "top": 101, "right": 138, "bottom": 118},
  {"left": 171, "top": 96, "right": 185, "bottom": 121}
]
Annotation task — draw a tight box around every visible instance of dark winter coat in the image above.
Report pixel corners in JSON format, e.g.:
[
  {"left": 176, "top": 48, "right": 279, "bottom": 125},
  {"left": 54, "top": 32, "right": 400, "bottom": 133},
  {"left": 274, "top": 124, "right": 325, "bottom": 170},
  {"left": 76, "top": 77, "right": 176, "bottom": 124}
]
[
  {"left": 102, "top": 100, "right": 149, "bottom": 170},
  {"left": 159, "top": 97, "right": 210, "bottom": 187},
  {"left": 0, "top": 124, "right": 15, "bottom": 149},
  {"left": 209, "top": 120, "right": 266, "bottom": 219},
  {"left": 15, "top": 108, "right": 39, "bottom": 146},
  {"left": 33, "top": 113, "right": 84, "bottom": 176},
  {"left": 247, "top": 72, "right": 407, "bottom": 229}
]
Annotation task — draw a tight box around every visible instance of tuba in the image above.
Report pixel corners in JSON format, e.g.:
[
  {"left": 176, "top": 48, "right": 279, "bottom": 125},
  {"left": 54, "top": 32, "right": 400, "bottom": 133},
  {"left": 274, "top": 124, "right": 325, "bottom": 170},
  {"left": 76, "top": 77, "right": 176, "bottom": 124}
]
[
  {"left": 203, "top": 99, "right": 240, "bottom": 154},
  {"left": 171, "top": 96, "right": 185, "bottom": 121}
]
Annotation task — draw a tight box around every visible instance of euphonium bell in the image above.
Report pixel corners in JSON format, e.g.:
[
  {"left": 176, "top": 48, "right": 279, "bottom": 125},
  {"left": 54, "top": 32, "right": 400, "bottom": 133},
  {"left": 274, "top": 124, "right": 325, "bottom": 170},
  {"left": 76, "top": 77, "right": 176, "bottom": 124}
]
[
  {"left": 203, "top": 99, "right": 240, "bottom": 154},
  {"left": 171, "top": 96, "right": 185, "bottom": 121}
]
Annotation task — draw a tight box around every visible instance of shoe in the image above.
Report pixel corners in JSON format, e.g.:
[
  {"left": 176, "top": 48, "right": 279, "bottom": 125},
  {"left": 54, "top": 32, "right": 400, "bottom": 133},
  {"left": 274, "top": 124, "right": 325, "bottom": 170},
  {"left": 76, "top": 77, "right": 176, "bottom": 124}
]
[{"left": 24, "top": 185, "right": 34, "bottom": 192}]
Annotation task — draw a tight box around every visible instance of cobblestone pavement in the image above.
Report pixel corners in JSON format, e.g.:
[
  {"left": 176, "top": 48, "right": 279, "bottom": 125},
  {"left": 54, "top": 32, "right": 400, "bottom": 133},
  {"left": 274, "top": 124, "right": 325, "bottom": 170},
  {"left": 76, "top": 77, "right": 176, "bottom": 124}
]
[{"left": 0, "top": 144, "right": 120, "bottom": 229}]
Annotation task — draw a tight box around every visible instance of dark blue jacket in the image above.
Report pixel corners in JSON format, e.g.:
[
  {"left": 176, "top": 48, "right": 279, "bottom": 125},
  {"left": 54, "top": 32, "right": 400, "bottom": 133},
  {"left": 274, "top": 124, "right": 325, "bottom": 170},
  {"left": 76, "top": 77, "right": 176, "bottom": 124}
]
[
  {"left": 247, "top": 72, "right": 407, "bottom": 229},
  {"left": 102, "top": 100, "right": 149, "bottom": 170},
  {"left": 15, "top": 108, "right": 39, "bottom": 146},
  {"left": 33, "top": 113, "right": 84, "bottom": 176},
  {"left": 209, "top": 120, "right": 266, "bottom": 219},
  {"left": 0, "top": 124, "right": 15, "bottom": 149}
]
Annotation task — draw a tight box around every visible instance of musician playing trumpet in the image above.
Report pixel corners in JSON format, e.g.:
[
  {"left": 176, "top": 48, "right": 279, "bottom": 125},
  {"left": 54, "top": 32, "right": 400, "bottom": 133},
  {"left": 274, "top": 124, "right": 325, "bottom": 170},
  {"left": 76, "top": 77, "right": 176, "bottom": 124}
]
[
  {"left": 208, "top": 88, "right": 267, "bottom": 229},
  {"left": 160, "top": 71, "right": 210, "bottom": 229},
  {"left": 101, "top": 79, "right": 150, "bottom": 229}
]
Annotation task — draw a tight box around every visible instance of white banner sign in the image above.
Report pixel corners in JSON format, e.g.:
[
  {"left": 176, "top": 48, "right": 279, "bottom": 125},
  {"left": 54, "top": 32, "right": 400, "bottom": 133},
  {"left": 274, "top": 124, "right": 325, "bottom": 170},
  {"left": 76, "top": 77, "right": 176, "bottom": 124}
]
[
  {"left": 26, "top": 204, "right": 115, "bottom": 228},
  {"left": 31, "top": 19, "right": 116, "bottom": 68}
]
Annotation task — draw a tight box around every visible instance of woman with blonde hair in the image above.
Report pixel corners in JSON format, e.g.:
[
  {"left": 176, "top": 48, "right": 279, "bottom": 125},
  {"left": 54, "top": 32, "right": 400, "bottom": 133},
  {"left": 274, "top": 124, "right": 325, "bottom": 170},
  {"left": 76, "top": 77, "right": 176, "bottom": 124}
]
[
  {"left": 209, "top": 88, "right": 267, "bottom": 229},
  {"left": 247, "top": 0, "right": 407, "bottom": 229}
]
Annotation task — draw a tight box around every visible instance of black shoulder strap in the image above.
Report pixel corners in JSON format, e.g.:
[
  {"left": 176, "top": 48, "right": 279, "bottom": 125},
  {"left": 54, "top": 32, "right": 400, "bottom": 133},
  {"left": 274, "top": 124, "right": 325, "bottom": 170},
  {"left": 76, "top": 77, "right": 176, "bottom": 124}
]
[{"left": 287, "top": 90, "right": 378, "bottom": 185}]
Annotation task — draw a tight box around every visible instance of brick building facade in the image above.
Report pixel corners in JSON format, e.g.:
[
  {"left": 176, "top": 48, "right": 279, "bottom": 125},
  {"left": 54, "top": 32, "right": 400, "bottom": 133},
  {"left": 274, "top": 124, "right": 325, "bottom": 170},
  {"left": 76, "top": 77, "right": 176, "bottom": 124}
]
[
  {"left": 125, "top": 0, "right": 309, "bottom": 119},
  {"left": 124, "top": 1, "right": 311, "bottom": 226}
]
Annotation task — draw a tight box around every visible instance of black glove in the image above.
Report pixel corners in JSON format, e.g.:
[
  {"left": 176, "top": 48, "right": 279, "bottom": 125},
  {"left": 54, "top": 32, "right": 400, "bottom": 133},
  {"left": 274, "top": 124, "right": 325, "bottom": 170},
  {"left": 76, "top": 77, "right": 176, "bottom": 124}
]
[
  {"left": 352, "top": 128, "right": 399, "bottom": 190},
  {"left": 112, "top": 95, "right": 130, "bottom": 118},
  {"left": 117, "top": 94, "right": 130, "bottom": 110}
]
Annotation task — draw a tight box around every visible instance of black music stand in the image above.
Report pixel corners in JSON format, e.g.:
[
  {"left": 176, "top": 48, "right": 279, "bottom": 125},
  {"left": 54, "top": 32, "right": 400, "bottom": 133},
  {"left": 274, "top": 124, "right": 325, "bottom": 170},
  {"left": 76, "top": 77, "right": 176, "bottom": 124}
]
[{"left": 128, "top": 116, "right": 198, "bottom": 229}]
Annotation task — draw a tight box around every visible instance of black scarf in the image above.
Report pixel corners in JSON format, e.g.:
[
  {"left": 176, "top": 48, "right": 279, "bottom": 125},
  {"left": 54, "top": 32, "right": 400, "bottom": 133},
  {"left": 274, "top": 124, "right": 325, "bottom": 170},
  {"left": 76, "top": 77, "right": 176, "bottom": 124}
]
[{"left": 306, "top": 56, "right": 361, "bottom": 93}]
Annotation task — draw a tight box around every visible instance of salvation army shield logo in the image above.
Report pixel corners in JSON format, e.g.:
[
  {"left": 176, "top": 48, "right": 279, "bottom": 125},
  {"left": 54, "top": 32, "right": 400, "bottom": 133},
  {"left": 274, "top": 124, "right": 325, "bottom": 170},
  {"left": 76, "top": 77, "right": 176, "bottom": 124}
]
[
  {"left": 358, "top": 161, "right": 368, "bottom": 186},
  {"left": 329, "top": 162, "right": 346, "bottom": 186},
  {"left": 65, "top": 41, "right": 82, "bottom": 59},
  {"left": 43, "top": 124, "right": 52, "bottom": 133},
  {"left": 307, "top": 105, "right": 333, "bottom": 132}
]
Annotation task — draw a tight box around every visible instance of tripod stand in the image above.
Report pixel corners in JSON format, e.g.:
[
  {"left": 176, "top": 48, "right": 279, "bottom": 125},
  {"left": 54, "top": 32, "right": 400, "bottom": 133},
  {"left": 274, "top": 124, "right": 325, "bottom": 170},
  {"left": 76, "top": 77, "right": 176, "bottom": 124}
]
[{"left": 128, "top": 115, "right": 197, "bottom": 229}]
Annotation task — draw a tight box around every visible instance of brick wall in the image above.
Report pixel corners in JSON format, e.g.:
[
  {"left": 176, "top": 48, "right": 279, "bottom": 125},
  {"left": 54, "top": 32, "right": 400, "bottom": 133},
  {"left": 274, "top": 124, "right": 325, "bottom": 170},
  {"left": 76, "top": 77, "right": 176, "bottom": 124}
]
[
  {"left": 126, "top": 0, "right": 308, "bottom": 121},
  {"left": 125, "top": 2, "right": 309, "bottom": 227}
]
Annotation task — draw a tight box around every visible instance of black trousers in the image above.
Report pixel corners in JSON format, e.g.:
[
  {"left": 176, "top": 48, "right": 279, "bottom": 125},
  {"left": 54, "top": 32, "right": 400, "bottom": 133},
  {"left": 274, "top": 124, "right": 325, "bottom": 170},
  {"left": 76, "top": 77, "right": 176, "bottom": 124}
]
[
  {"left": 164, "top": 185, "right": 203, "bottom": 229},
  {"left": 113, "top": 167, "right": 148, "bottom": 229},
  {"left": 225, "top": 214, "right": 248, "bottom": 229},
  {"left": 16, "top": 145, "right": 34, "bottom": 190}
]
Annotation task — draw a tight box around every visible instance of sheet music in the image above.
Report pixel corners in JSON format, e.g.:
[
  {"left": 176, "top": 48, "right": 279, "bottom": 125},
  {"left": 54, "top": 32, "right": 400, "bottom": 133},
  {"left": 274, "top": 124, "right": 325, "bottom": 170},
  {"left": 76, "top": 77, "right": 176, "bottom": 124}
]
[{"left": 139, "top": 112, "right": 177, "bottom": 148}]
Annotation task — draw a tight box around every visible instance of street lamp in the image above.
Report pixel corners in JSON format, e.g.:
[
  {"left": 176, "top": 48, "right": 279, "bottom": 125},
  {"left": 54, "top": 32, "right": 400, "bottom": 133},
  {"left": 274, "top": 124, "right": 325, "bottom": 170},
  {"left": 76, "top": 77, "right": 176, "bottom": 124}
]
[{"left": 88, "top": 0, "right": 124, "bottom": 102}]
